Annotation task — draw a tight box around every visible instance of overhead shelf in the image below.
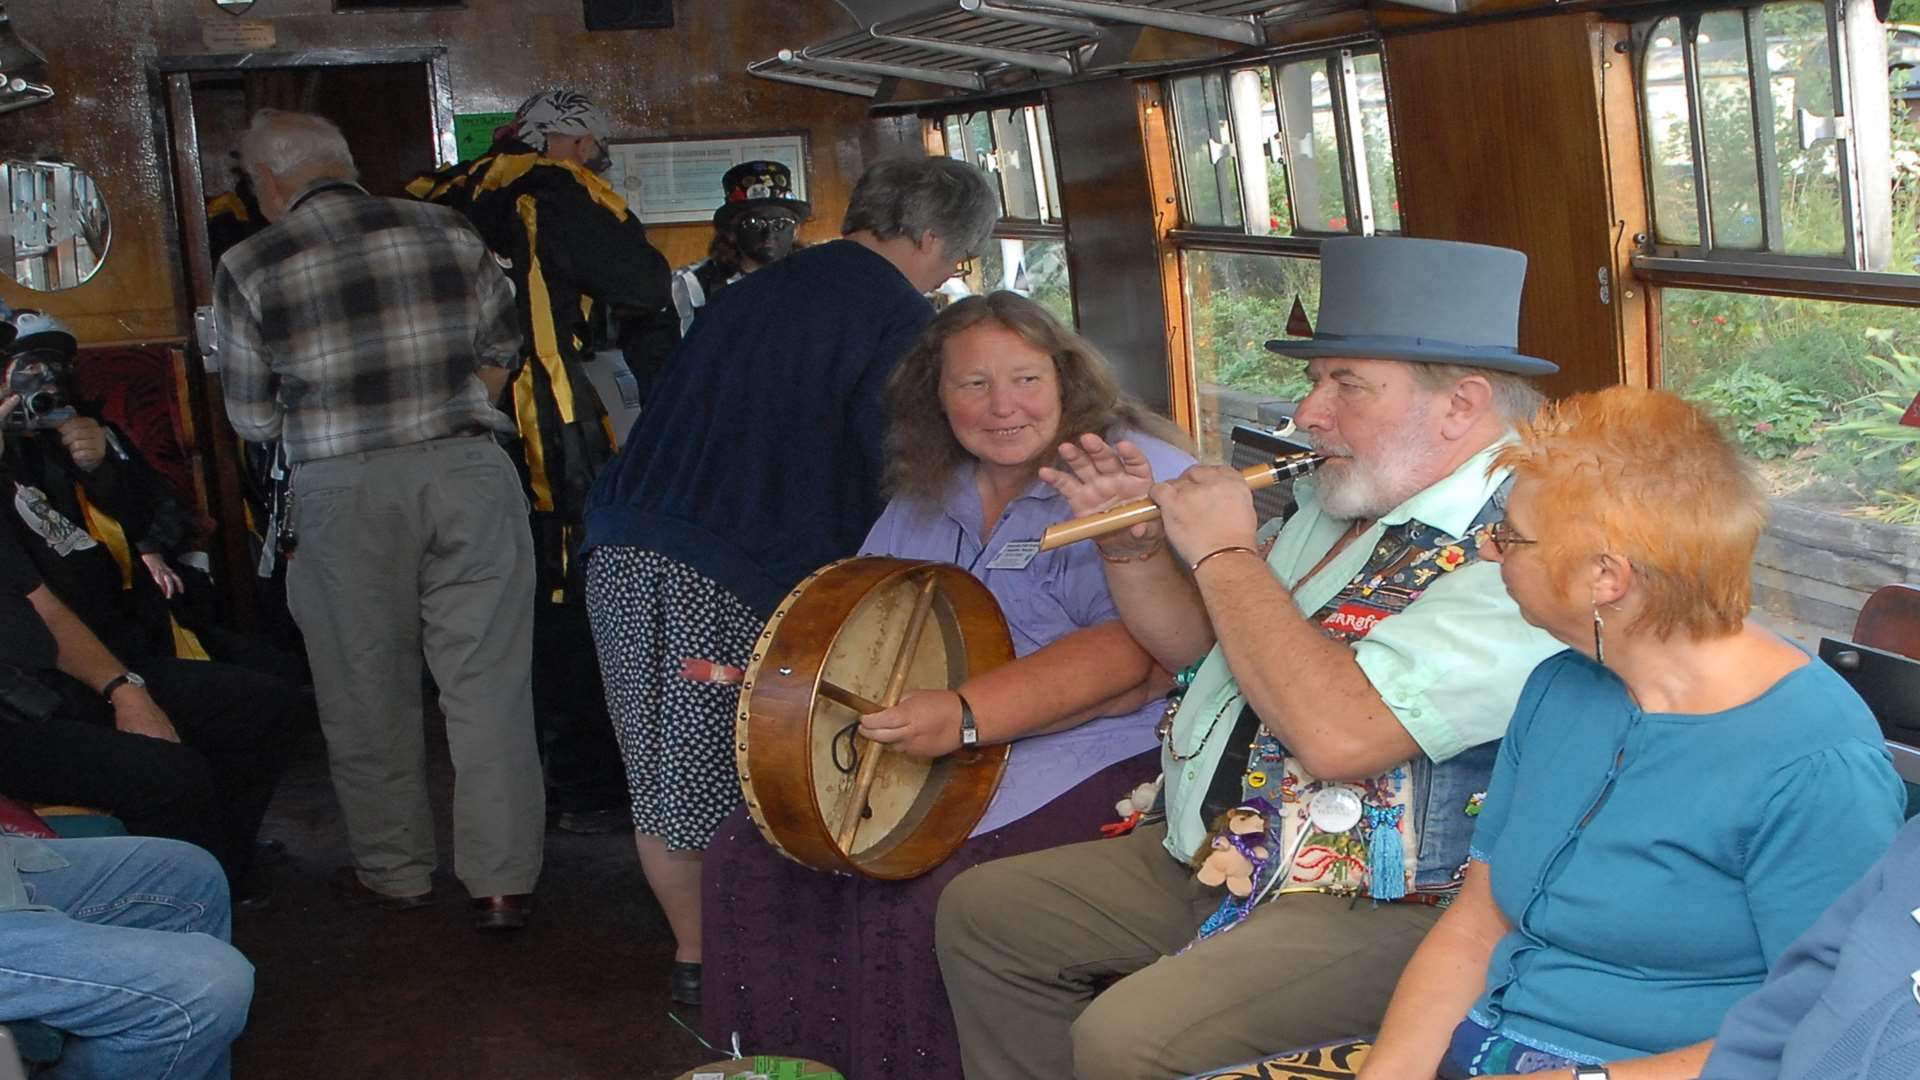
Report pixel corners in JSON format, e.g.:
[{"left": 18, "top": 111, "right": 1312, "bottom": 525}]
[{"left": 749, "top": 0, "right": 1369, "bottom": 100}]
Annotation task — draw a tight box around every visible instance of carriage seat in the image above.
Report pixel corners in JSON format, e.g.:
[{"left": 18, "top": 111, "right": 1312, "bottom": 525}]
[{"left": 1818, "top": 583, "right": 1920, "bottom": 819}]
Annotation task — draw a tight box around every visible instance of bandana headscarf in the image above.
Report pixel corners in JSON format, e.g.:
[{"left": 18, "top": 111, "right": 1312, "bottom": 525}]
[{"left": 511, "top": 90, "right": 611, "bottom": 154}]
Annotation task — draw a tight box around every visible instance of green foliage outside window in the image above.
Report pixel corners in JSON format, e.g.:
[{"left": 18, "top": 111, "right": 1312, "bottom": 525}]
[{"left": 1662, "top": 22, "right": 1920, "bottom": 520}]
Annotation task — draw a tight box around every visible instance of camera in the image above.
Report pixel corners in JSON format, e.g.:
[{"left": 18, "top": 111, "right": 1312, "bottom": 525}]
[{"left": 2, "top": 357, "right": 76, "bottom": 431}]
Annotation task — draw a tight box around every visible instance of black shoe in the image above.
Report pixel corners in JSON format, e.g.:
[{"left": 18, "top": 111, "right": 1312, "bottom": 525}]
[
  {"left": 669, "top": 961, "right": 701, "bottom": 1006},
  {"left": 555, "top": 809, "right": 628, "bottom": 835},
  {"left": 253, "top": 838, "right": 289, "bottom": 866},
  {"left": 234, "top": 889, "right": 273, "bottom": 913}
]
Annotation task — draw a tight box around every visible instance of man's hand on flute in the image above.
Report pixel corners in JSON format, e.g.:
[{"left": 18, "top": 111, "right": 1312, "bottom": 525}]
[{"left": 1148, "top": 465, "right": 1260, "bottom": 567}]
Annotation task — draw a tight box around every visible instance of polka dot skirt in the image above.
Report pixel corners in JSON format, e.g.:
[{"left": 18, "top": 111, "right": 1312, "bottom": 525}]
[{"left": 585, "top": 546, "right": 762, "bottom": 851}]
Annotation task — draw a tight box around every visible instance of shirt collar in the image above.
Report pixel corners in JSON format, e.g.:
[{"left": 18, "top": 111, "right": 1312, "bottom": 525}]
[
  {"left": 940, "top": 462, "right": 1062, "bottom": 537},
  {"left": 286, "top": 178, "right": 368, "bottom": 216},
  {"left": 1295, "top": 433, "right": 1517, "bottom": 541}
]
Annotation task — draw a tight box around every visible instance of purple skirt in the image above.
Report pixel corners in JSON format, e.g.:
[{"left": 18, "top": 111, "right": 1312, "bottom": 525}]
[{"left": 701, "top": 749, "right": 1160, "bottom": 1076}]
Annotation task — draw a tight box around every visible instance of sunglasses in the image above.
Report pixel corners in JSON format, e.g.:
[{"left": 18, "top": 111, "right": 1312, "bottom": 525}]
[
  {"left": 1485, "top": 521, "right": 1538, "bottom": 555},
  {"left": 739, "top": 215, "right": 799, "bottom": 233}
]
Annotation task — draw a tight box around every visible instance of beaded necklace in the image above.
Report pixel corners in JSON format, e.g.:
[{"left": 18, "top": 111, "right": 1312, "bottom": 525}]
[{"left": 1158, "top": 662, "right": 1240, "bottom": 762}]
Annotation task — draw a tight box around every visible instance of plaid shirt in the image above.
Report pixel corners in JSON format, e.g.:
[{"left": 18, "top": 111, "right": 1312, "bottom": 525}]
[{"left": 212, "top": 183, "right": 523, "bottom": 463}]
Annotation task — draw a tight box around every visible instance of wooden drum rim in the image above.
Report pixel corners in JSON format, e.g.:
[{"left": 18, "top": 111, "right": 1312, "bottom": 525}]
[{"left": 735, "top": 556, "right": 1013, "bottom": 879}]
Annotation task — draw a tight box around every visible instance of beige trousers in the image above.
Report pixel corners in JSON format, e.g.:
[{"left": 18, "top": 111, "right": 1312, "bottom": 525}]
[
  {"left": 935, "top": 822, "right": 1441, "bottom": 1079},
  {"left": 287, "top": 435, "right": 544, "bottom": 897}
]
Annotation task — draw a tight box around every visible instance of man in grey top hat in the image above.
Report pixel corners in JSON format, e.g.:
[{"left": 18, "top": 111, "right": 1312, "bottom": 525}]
[{"left": 936, "top": 236, "right": 1568, "bottom": 1078}]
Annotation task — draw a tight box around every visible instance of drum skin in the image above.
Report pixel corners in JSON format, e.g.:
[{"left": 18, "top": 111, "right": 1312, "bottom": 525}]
[{"left": 735, "top": 557, "right": 1013, "bottom": 880}]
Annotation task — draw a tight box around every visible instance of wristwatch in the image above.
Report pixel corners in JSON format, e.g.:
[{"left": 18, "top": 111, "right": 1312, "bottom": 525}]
[
  {"left": 100, "top": 671, "right": 146, "bottom": 700},
  {"left": 1572, "top": 1066, "right": 1611, "bottom": 1080},
  {"left": 956, "top": 691, "right": 979, "bottom": 748}
]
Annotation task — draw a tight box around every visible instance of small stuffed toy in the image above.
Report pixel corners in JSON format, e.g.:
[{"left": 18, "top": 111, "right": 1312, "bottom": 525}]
[
  {"left": 1194, "top": 804, "right": 1273, "bottom": 897},
  {"left": 1181, "top": 798, "right": 1281, "bottom": 950},
  {"left": 1101, "top": 776, "right": 1163, "bottom": 837}
]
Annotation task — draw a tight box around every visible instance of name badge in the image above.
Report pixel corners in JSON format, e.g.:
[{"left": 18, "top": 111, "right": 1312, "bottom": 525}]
[{"left": 987, "top": 541, "right": 1041, "bottom": 571}]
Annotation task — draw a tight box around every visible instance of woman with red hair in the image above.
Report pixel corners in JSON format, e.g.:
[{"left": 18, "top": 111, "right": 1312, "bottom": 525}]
[{"left": 1353, "top": 386, "right": 1905, "bottom": 1079}]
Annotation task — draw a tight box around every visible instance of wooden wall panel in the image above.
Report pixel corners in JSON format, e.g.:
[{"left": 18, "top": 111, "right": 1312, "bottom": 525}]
[
  {"left": 1385, "top": 13, "right": 1642, "bottom": 398},
  {"left": 0, "top": 0, "right": 884, "bottom": 336},
  {"left": 1048, "top": 77, "right": 1173, "bottom": 416}
]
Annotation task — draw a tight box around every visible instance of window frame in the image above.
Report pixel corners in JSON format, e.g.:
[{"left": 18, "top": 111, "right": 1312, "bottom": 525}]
[{"left": 1630, "top": 0, "right": 1920, "bottom": 307}]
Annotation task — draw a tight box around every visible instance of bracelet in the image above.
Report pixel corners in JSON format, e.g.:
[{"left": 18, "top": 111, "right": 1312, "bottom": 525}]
[
  {"left": 1189, "top": 545, "right": 1259, "bottom": 574},
  {"left": 1096, "top": 535, "right": 1164, "bottom": 564}
]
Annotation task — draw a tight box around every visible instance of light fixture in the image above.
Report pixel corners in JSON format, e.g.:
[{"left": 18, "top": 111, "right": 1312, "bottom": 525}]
[{"left": 0, "top": 3, "right": 52, "bottom": 116}]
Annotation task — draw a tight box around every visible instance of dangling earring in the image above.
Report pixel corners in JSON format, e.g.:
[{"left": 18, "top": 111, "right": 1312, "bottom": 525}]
[{"left": 1591, "top": 605, "right": 1606, "bottom": 665}]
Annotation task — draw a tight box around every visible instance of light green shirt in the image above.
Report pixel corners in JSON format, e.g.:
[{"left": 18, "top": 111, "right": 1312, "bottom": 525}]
[{"left": 1160, "top": 439, "right": 1564, "bottom": 863}]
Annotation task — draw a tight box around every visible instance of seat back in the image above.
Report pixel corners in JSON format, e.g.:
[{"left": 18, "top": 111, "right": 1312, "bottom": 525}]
[{"left": 1822, "top": 583, "right": 1920, "bottom": 820}]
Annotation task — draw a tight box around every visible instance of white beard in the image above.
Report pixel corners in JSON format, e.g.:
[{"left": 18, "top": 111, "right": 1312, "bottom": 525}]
[{"left": 1306, "top": 400, "right": 1446, "bottom": 521}]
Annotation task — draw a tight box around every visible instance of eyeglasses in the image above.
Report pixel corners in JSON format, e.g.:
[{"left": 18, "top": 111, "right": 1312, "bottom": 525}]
[
  {"left": 739, "top": 215, "right": 798, "bottom": 233},
  {"left": 1485, "top": 522, "right": 1538, "bottom": 555}
]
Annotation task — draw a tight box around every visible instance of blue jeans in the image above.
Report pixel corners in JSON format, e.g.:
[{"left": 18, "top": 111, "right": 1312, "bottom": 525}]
[{"left": 0, "top": 837, "right": 254, "bottom": 1079}]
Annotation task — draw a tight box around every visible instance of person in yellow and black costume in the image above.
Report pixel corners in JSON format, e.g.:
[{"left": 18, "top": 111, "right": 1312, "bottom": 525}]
[{"left": 408, "top": 89, "right": 675, "bottom": 835}]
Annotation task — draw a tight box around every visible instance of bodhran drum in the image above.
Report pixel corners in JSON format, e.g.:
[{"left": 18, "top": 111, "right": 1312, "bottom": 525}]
[{"left": 736, "top": 556, "right": 1013, "bottom": 880}]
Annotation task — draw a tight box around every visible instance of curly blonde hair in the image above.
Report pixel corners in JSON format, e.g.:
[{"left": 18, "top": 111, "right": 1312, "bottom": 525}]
[{"left": 883, "top": 292, "right": 1188, "bottom": 503}]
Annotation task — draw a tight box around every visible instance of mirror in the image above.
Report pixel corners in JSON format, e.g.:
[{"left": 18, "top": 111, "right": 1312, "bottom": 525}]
[{"left": 0, "top": 159, "right": 110, "bottom": 291}]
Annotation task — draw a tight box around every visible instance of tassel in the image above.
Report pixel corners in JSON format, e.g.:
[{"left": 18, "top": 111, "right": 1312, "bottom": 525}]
[{"left": 1366, "top": 804, "right": 1407, "bottom": 901}]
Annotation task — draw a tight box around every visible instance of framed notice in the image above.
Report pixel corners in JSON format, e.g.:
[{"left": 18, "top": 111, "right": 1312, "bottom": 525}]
[{"left": 605, "top": 133, "right": 808, "bottom": 225}]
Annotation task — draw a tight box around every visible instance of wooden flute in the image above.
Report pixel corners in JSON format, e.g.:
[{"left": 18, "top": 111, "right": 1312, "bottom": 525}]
[{"left": 1036, "top": 452, "right": 1326, "bottom": 552}]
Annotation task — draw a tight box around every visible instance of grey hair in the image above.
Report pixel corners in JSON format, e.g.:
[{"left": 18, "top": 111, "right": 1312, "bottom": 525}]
[
  {"left": 240, "top": 108, "right": 359, "bottom": 182},
  {"left": 840, "top": 156, "right": 999, "bottom": 262},
  {"left": 1411, "top": 363, "right": 1545, "bottom": 425}
]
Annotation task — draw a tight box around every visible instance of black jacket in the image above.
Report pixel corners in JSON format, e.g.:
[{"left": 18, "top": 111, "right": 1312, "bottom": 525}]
[{"left": 408, "top": 143, "right": 675, "bottom": 590}]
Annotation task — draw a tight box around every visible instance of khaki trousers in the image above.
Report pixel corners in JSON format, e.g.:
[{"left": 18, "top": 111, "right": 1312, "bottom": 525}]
[
  {"left": 935, "top": 822, "right": 1440, "bottom": 1080},
  {"left": 287, "top": 435, "right": 544, "bottom": 897}
]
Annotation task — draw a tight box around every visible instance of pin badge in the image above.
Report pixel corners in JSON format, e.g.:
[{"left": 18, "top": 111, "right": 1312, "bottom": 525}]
[{"left": 1308, "top": 786, "right": 1364, "bottom": 833}]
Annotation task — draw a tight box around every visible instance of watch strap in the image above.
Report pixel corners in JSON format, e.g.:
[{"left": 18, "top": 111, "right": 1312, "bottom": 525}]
[
  {"left": 956, "top": 690, "right": 979, "bottom": 748},
  {"left": 100, "top": 672, "right": 138, "bottom": 699}
]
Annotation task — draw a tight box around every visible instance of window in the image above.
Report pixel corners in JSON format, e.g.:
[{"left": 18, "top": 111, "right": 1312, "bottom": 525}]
[
  {"left": 1159, "top": 46, "right": 1400, "bottom": 459},
  {"left": 1166, "top": 47, "right": 1399, "bottom": 241},
  {"left": 931, "top": 103, "right": 1074, "bottom": 327},
  {"left": 1650, "top": 0, "right": 1920, "bottom": 643},
  {"left": 1186, "top": 251, "right": 1320, "bottom": 457},
  {"left": 1637, "top": 0, "right": 1900, "bottom": 273}
]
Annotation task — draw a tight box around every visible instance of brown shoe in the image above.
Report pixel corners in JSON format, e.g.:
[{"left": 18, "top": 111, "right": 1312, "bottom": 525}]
[
  {"left": 329, "top": 867, "right": 434, "bottom": 912},
  {"left": 471, "top": 893, "right": 535, "bottom": 931}
]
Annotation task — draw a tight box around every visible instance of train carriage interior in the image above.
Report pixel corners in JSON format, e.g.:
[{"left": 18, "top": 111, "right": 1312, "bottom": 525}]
[{"left": 4, "top": 0, "right": 1920, "bottom": 1075}]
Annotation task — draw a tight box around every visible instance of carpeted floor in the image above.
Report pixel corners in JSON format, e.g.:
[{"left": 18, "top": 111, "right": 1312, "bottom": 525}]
[{"left": 229, "top": 719, "right": 719, "bottom": 1079}]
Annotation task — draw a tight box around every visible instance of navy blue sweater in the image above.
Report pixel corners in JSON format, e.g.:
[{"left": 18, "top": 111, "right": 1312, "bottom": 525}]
[{"left": 582, "top": 239, "right": 933, "bottom": 617}]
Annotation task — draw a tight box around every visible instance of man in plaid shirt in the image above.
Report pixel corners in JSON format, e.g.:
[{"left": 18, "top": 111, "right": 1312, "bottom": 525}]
[{"left": 213, "top": 108, "right": 544, "bottom": 931}]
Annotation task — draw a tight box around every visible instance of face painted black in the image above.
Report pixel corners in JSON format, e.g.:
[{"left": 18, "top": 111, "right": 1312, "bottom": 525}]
[{"left": 733, "top": 211, "right": 800, "bottom": 264}]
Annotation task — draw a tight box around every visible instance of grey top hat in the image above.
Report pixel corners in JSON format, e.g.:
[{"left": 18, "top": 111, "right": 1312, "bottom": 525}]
[{"left": 1264, "top": 236, "right": 1557, "bottom": 376}]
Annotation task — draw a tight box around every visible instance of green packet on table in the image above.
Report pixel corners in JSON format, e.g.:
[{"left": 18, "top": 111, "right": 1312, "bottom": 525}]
[{"left": 687, "top": 1057, "right": 844, "bottom": 1080}]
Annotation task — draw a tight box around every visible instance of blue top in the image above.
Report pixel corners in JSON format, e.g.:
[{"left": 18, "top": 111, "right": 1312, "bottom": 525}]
[
  {"left": 858, "top": 430, "right": 1194, "bottom": 835},
  {"left": 1464, "top": 650, "right": 1905, "bottom": 1064},
  {"left": 1700, "top": 813, "right": 1920, "bottom": 1080},
  {"left": 581, "top": 239, "right": 934, "bottom": 617}
]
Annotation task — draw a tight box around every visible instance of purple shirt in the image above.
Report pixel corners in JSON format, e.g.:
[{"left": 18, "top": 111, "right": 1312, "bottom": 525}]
[{"left": 860, "top": 431, "right": 1194, "bottom": 835}]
